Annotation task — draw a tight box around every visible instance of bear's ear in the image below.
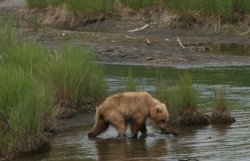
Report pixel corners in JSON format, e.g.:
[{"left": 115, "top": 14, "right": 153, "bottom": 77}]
[{"left": 156, "top": 105, "right": 162, "bottom": 112}]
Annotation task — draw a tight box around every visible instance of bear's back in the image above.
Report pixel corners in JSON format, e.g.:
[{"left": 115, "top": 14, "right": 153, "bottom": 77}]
[{"left": 99, "top": 91, "right": 152, "bottom": 116}]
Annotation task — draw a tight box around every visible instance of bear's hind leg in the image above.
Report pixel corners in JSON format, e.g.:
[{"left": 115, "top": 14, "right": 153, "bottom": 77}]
[{"left": 88, "top": 118, "right": 109, "bottom": 138}]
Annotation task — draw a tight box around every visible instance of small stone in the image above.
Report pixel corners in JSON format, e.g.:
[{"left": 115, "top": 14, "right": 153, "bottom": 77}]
[{"left": 146, "top": 57, "right": 154, "bottom": 60}]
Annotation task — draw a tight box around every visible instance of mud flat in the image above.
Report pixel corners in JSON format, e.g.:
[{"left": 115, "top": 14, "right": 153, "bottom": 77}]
[{"left": 1, "top": 0, "right": 250, "bottom": 69}]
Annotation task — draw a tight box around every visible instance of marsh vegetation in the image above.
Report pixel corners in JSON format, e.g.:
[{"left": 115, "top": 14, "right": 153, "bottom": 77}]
[
  {"left": 24, "top": 0, "right": 250, "bottom": 28},
  {"left": 155, "top": 73, "right": 235, "bottom": 129},
  {"left": 0, "top": 18, "right": 106, "bottom": 160}
]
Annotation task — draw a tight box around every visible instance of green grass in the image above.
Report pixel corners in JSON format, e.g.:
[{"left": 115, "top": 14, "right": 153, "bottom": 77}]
[
  {"left": 6, "top": 42, "right": 50, "bottom": 74},
  {"left": 26, "top": 0, "right": 250, "bottom": 23},
  {"left": 64, "top": 0, "right": 114, "bottom": 15},
  {"left": 155, "top": 73, "right": 198, "bottom": 114},
  {"left": 0, "top": 18, "right": 107, "bottom": 158},
  {"left": 0, "top": 19, "right": 17, "bottom": 61},
  {"left": 26, "top": 0, "right": 48, "bottom": 8},
  {"left": 168, "top": 0, "right": 250, "bottom": 22},
  {"left": 27, "top": 0, "right": 115, "bottom": 15},
  {"left": 43, "top": 45, "right": 106, "bottom": 108},
  {"left": 155, "top": 75, "right": 169, "bottom": 106},
  {"left": 0, "top": 67, "right": 54, "bottom": 156},
  {"left": 173, "top": 73, "right": 198, "bottom": 110},
  {"left": 121, "top": 0, "right": 160, "bottom": 10},
  {"left": 213, "top": 86, "right": 229, "bottom": 113},
  {"left": 239, "top": 0, "right": 250, "bottom": 14}
]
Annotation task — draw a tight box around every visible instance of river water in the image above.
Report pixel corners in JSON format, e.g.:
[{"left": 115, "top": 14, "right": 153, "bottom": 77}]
[{"left": 17, "top": 65, "right": 250, "bottom": 161}]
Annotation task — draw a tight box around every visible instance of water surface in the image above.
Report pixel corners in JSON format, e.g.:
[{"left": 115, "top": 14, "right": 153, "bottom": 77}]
[{"left": 17, "top": 65, "right": 250, "bottom": 161}]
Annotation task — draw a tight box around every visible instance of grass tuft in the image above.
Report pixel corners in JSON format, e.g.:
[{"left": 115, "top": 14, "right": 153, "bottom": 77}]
[
  {"left": 155, "top": 73, "right": 198, "bottom": 114},
  {"left": 155, "top": 73, "right": 210, "bottom": 126},
  {"left": 172, "top": 73, "right": 198, "bottom": 111},
  {"left": 211, "top": 87, "right": 235, "bottom": 124},
  {"left": 213, "top": 86, "right": 228, "bottom": 112},
  {"left": 43, "top": 45, "right": 106, "bottom": 109}
]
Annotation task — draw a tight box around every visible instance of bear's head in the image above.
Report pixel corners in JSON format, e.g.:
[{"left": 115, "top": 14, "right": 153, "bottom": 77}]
[{"left": 150, "top": 103, "right": 169, "bottom": 131}]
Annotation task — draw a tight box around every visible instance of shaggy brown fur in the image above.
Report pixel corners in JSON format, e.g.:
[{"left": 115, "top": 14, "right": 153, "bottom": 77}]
[{"left": 88, "top": 91, "right": 169, "bottom": 138}]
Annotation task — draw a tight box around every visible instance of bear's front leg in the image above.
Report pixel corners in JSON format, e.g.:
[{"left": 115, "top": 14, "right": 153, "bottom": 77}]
[
  {"left": 140, "top": 122, "right": 147, "bottom": 135},
  {"left": 131, "top": 115, "right": 147, "bottom": 138}
]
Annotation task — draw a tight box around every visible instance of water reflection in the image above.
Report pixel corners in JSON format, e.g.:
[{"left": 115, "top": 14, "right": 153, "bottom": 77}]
[
  {"left": 15, "top": 65, "right": 250, "bottom": 161},
  {"left": 95, "top": 137, "right": 167, "bottom": 161}
]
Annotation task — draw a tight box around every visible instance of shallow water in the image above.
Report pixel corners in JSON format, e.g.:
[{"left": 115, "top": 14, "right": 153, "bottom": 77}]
[{"left": 17, "top": 65, "right": 250, "bottom": 161}]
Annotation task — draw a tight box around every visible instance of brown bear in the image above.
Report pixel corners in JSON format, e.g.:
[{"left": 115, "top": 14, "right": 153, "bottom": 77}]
[{"left": 88, "top": 91, "right": 169, "bottom": 138}]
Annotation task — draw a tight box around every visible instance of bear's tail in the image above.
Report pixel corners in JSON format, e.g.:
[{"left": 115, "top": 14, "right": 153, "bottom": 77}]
[{"left": 88, "top": 110, "right": 109, "bottom": 139}]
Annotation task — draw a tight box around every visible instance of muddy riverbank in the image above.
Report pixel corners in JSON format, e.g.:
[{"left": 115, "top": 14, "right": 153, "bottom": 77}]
[{"left": 1, "top": 0, "right": 250, "bottom": 68}]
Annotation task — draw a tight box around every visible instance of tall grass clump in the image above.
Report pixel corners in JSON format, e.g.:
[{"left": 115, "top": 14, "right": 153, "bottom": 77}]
[
  {"left": 0, "top": 67, "right": 54, "bottom": 158},
  {"left": 44, "top": 45, "right": 106, "bottom": 109},
  {"left": 212, "top": 87, "right": 235, "bottom": 124},
  {"left": 213, "top": 87, "right": 228, "bottom": 113},
  {"left": 167, "top": 0, "right": 249, "bottom": 22},
  {"left": 155, "top": 73, "right": 210, "bottom": 126},
  {"left": 172, "top": 73, "right": 197, "bottom": 111},
  {"left": 5, "top": 42, "right": 50, "bottom": 74},
  {"left": 155, "top": 73, "right": 197, "bottom": 114}
]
